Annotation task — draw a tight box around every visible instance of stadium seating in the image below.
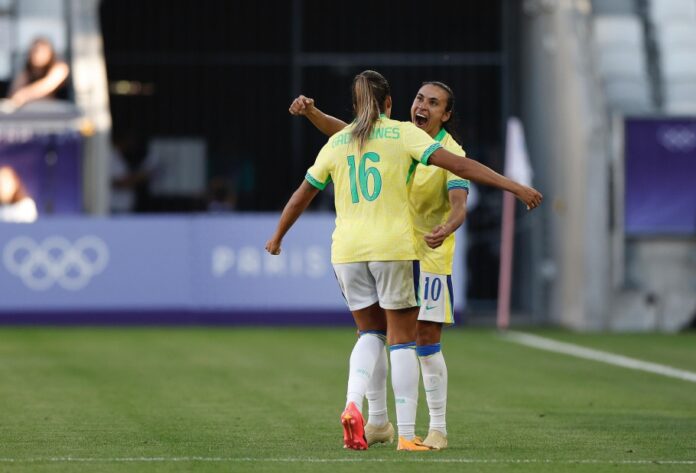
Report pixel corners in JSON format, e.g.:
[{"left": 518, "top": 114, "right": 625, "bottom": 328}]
[
  {"left": 648, "top": 0, "right": 696, "bottom": 24},
  {"left": 0, "top": 0, "right": 66, "bottom": 83},
  {"left": 591, "top": 0, "right": 636, "bottom": 15},
  {"left": 603, "top": 79, "right": 652, "bottom": 113},
  {"left": 649, "top": 0, "right": 696, "bottom": 113},
  {"left": 663, "top": 82, "right": 696, "bottom": 114},
  {"left": 593, "top": 0, "right": 696, "bottom": 114},
  {"left": 594, "top": 15, "right": 643, "bottom": 48},
  {"left": 655, "top": 21, "right": 696, "bottom": 50},
  {"left": 0, "top": 16, "right": 9, "bottom": 79},
  {"left": 596, "top": 47, "right": 647, "bottom": 79},
  {"left": 660, "top": 50, "right": 696, "bottom": 81},
  {"left": 593, "top": 14, "right": 654, "bottom": 112},
  {"left": 0, "top": 0, "right": 10, "bottom": 80}
]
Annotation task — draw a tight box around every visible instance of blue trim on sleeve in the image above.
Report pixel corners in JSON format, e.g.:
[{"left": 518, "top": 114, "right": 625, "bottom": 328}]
[
  {"left": 447, "top": 179, "right": 470, "bottom": 191},
  {"left": 420, "top": 142, "right": 442, "bottom": 165},
  {"left": 305, "top": 172, "right": 330, "bottom": 190},
  {"left": 389, "top": 342, "right": 416, "bottom": 352},
  {"left": 416, "top": 343, "right": 441, "bottom": 357}
]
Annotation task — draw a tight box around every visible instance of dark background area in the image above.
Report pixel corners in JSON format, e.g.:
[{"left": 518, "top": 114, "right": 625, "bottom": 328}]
[{"left": 99, "top": 0, "right": 512, "bottom": 305}]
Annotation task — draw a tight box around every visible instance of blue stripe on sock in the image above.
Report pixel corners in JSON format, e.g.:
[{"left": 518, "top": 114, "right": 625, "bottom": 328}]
[
  {"left": 416, "top": 343, "right": 441, "bottom": 357},
  {"left": 389, "top": 342, "right": 416, "bottom": 352},
  {"left": 359, "top": 330, "right": 387, "bottom": 337}
]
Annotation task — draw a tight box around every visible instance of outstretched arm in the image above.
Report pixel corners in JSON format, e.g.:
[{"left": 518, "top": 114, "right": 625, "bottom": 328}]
[
  {"left": 424, "top": 188, "right": 468, "bottom": 249},
  {"left": 265, "top": 180, "right": 320, "bottom": 255},
  {"left": 428, "top": 148, "right": 543, "bottom": 210},
  {"left": 8, "top": 71, "right": 28, "bottom": 96},
  {"left": 9, "top": 62, "right": 69, "bottom": 108},
  {"left": 289, "top": 95, "right": 348, "bottom": 137}
]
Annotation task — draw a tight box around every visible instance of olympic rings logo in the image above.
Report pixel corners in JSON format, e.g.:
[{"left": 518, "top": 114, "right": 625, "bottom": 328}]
[
  {"left": 658, "top": 126, "right": 696, "bottom": 153},
  {"left": 2, "top": 236, "right": 109, "bottom": 291}
]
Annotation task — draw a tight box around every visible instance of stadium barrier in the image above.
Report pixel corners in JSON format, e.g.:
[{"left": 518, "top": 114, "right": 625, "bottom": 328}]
[
  {"left": 0, "top": 103, "right": 84, "bottom": 215},
  {"left": 0, "top": 214, "right": 466, "bottom": 324}
]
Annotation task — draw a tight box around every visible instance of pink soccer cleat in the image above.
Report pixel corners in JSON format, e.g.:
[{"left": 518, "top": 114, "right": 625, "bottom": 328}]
[{"left": 340, "top": 402, "right": 368, "bottom": 450}]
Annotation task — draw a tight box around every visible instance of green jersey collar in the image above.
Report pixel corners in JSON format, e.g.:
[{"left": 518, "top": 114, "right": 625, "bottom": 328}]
[{"left": 434, "top": 128, "right": 447, "bottom": 142}]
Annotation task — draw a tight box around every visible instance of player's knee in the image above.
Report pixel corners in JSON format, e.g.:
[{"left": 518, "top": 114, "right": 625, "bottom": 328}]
[
  {"left": 387, "top": 326, "right": 416, "bottom": 345},
  {"left": 416, "top": 321, "right": 442, "bottom": 346}
]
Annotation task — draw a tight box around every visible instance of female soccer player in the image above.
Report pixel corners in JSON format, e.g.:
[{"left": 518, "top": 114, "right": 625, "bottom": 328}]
[
  {"left": 289, "top": 81, "right": 469, "bottom": 450},
  {"left": 266, "top": 70, "right": 541, "bottom": 451}
]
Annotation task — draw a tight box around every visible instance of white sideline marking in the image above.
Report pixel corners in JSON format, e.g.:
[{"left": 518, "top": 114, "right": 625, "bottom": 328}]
[
  {"left": 503, "top": 331, "right": 696, "bottom": 383},
  {"left": 0, "top": 457, "right": 693, "bottom": 465}
]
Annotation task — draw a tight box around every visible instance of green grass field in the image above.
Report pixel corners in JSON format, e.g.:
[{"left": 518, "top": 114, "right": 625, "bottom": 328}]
[{"left": 0, "top": 327, "right": 694, "bottom": 473}]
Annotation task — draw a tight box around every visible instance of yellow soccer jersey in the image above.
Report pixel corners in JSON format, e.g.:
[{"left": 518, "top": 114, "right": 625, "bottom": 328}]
[
  {"left": 410, "top": 128, "right": 469, "bottom": 275},
  {"left": 305, "top": 115, "right": 441, "bottom": 264}
]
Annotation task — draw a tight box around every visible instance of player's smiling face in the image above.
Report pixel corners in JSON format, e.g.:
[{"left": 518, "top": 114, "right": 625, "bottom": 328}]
[{"left": 411, "top": 84, "right": 451, "bottom": 138}]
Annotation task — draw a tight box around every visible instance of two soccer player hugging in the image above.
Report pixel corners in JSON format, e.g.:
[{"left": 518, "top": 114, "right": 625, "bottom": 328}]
[{"left": 266, "top": 70, "right": 542, "bottom": 451}]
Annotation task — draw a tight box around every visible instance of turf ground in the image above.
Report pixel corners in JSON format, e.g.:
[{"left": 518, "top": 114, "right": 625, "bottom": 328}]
[{"left": 0, "top": 327, "right": 694, "bottom": 473}]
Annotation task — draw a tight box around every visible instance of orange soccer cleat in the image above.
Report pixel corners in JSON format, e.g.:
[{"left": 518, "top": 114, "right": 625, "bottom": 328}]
[{"left": 397, "top": 436, "right": 432, "bottom": 451}]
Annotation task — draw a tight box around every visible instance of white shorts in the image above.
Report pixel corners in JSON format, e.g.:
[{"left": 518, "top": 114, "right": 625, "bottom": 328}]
[
  {"left": 417, "top": 271, "right": 455, "bottom": 325},
  {"left": 333, "top": 261, "right": 419, "bottom": 311}
]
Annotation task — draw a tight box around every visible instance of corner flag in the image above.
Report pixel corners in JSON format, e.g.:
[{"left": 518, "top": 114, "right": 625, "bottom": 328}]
[{"left": 497, "top": 117, "right": 533, "bottom": 330}]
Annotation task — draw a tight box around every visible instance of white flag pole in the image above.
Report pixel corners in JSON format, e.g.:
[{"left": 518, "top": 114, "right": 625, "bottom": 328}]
[{"left": 497, "top": 117, "right": 533, "bottom": 330}]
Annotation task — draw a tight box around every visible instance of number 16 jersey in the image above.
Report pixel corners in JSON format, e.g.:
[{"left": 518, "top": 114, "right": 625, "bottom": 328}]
[{"left": 305, "top": 115, "right": 441, "bottom": 264}]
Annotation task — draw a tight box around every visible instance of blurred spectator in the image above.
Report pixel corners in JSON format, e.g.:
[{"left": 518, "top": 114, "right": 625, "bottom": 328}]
[
  {"left": 109, "top": 131, "right": 159, "bottom": 213},
  {"left": 2, "top": 37, "right": 69, "bottom": 112},
  {"left": 234, "top": 158, "right": 257, "bottom": 210},
  {"left": 0, "top": 165, "right": 38, "bottom": 223},
  {"left": 207, "top": 177, "right": 237, "bottom": 212}
]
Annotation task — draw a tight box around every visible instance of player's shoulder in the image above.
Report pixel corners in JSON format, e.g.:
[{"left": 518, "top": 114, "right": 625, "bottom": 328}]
[
  {"left": 441, "top": 132, "right": 466, "bottom": 156},
  {"left": 388, "top": 117, "right": 418, "bottom": 132},
  {"left": 377, "top": 116, "right": 409, "bottom": 130},
  {"left": 323, "top": 124, "right": 354, "bottom": 152},
  {"left": 330, "top": 121, "right": 354, "bottom": 138},
  {"left": 390, "top": 119, "right": 432, "bottom": 145}
]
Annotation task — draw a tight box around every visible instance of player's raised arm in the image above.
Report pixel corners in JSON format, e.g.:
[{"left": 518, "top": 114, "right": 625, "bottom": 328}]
[
  {"left": 288, "top": 95, "right": 348, "bottom": 137},
  {"left": 428, "top": 148, "right": 543, "bottom": 210},
  {"left": 265, "top": 180, "right": 320, "bottom": 255}
]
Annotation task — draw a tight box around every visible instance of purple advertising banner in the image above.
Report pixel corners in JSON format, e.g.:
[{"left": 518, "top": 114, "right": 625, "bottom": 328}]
[
  {"left": 0, "top": 217, "right": 192, "bottom": 311},
  {"left": 0, "top": 214, "right": 466, "bottom": 324},
  {"left": 625, "top": 118, "right": 696, "bottom": 235},
  {"left": 190, "top": 214, "right": 341, "bottom": 310},
  {"left": 0, "top": 132, "right": 82, "bottom": 215}
]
